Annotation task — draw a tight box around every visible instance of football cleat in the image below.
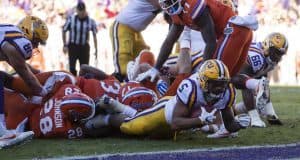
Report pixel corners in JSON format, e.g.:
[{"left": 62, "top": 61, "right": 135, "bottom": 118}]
[
  {"left": 0, "top": 131, "right": 34, "bottom": 149},
  {"left": 256, "top": 77, "right": 269, "bottom": 112},
  {"left": 207, "top": 125, "right": 238, "bottom": 138},
  {"left": 248, "top": 109, "right": 266, "bottom": 128},
  {"left": 251, "top": 118, "right": 266, "bottom": 128},
  {"left": 267, "top": 115, "right": 283, "bottom": 125}
]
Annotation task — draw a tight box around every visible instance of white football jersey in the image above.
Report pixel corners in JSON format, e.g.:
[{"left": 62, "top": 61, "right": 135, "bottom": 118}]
[
  {"left": 0, "top": 24, "right": 33, "bottom": 60},
  {"left": 116, "top": 0, "right": 160, "bottom": 31},
  {"left": 247, "top": 42, "right": 266, "bottom": 74},
  {"left": 164, "top": 73, "right": 236, "bottom": 124}
]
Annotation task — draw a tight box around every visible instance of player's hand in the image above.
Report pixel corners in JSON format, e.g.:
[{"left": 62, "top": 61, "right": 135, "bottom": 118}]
[
  {"left": 95, "top": 95, "right": 112, "bottom": 109},
  {"left": 63, "top": 45, "right": 68, "bottom": 54},
  {"left": 198, "top": 108, "right": 217, "bottom": 125},
  {"left": 135, "top": 67, "right": 160, "bottom": 82},
  {"left": 236, "top": 113, "right": 251, "bottom": 128}
]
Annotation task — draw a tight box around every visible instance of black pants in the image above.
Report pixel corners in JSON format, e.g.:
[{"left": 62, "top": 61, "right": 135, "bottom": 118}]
[{"left": 68, "top": 43, "right": 90, "bottom": 76}]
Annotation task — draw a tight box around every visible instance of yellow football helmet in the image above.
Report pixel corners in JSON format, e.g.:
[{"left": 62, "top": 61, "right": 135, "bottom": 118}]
[
  {"left": 262, "top": 32, "right": 288, "bottom": 63},
  {"left": 17, "top": 15, "right": 49, "bottom": 45},
  {"left": 198, "top": 59, "right": 230, "bottom": 100},
  {"left": 218, "top": 0, "right": 238, "bottom": 12}
]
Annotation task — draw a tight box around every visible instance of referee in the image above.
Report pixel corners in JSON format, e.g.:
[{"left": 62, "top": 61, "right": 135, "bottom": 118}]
[{"left": 62, "top": 1, "right": 98, "bottom": 76}]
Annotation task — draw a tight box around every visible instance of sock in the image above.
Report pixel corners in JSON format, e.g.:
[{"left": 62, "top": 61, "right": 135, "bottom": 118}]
[
  {"left": 111, "top": 100, "right": 137, "bottom": 117},
  {"left": 245, "top": 79, "right": 260, "bottom": 90},
  {"left": 264, "top": 102, "right": 277, "bottom": 117},
  {"left": 122, "top": 107, "right": 137, "bottom": 117}
]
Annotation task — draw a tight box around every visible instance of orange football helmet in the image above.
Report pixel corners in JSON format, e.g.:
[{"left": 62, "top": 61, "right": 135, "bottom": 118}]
[
  {"left": 121, "top": 87, "right": 158, "bottom": 112},
  {"left": 118, "top": 81, "right": 143, "bottom": 100},
  {"left": 60, "top": 92, "right": 95, "bottom": 122}
]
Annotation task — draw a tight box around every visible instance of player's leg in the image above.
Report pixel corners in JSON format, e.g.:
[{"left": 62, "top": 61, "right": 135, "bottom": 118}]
[
  {"left": 214, "top": 24, "right": 252, "bottom": 76},
  {"left": 120, "top": 106, "right": 170, "bottom": 137},
  {"left": 110, "top": 21, "right": 135, "bottom": 81},
  {"left": 242, "top": 89, "right": 266, "bottom": 127},
  {"left": 78, "top": 44, "right": 90, "bottom": 67},
  {"left": 68, "top": 44, "right": 79, "bottom": 76},
  {"left": 230, "top": 28, "right": 253, "bottom": 75}
]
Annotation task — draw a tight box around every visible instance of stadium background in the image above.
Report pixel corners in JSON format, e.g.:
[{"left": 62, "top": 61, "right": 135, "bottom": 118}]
[{"left": 1, "top": 0, "right": 300, "bottom": 85}]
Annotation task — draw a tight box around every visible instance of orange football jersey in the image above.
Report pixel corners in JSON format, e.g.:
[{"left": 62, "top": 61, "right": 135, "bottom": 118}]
[
  {"left": 29, "top": 84, "right": 87, "bottom": 139},
  {"left": 171, "top": 0, "right": 236, "bottom": 38},
  {"left": 76, "top": 77, "right": 121, "bottom": 101}
]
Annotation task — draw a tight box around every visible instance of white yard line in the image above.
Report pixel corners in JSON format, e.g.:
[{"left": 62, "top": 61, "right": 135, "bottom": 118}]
[{"left": 47, "top": 142, "right": 300, "bottom": 160}]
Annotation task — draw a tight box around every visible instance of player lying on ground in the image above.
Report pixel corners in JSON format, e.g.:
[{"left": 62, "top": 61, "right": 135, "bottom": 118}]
[{"left": 86, "top": 60, "right": 251, "bottom": 139}]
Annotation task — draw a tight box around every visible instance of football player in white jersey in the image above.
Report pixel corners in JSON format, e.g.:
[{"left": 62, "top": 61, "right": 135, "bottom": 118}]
[
  {"left": 87, "top": 60, "right": 250, "bottom": 139},
  {"left": 232, "top": 32, "right": 288, "bottom": 127},
  {"left": 110, "top": 0, "right": 161, "bottom": 82},
  {"left": 0, "top": 15, "right": 48, "bottom": 146}
]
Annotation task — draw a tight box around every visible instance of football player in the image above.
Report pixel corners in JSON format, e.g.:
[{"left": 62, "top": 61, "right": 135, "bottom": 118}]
[
  {"left": 88, "top": 60, "right": 250, "bottom": 139},
  {"left": 136, "top": 0, "right": 257, "bottom": 82},
  {"left": 4, "top": 84, "right": 96, "bottom": 139},
  {"left": 110, "top": 0, "right": 161, "bottom": 82},
  {"left": 232, "top": 32, "right": 288, "bottom": 127},
  {"left": 0, "top": 16, "right": 49, "bottom": 135}
]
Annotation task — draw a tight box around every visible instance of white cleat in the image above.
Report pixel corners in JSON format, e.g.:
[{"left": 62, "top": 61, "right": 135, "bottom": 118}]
[
  {"left": 248, "top": 109, "right": 266, "bottom": 128},
  {"left": 207, "top": 126, "right": 238, "bottom": 138},
  {"left": 256, "top": 77, "right": 269, "bottom": 112},
  {"left": 251, "top": 118, "right": 266, "bottom": 128},
  {"left": 0, "top": 131, "right": 34, "bottom": 149}
]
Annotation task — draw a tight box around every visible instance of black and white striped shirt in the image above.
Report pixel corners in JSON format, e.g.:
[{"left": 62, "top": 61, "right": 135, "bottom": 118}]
[{"left": 63, "top": 15, "right": 97, "bottom": 45}]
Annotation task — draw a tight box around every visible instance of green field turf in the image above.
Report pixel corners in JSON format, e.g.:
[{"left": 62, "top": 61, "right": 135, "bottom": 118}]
[{"left": 1, "top": 86, "right": 300, "bottom": 159}]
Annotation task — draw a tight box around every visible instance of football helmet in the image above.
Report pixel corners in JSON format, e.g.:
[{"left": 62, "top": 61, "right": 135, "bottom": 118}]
[
  {"left": 218, "top": 0, "right": 238, "bottom": 12},
  {"left": 17, "top": 15, "right": 49, "bottom": 46},
  {"left": 159, "top": 0, "right": 183, "bottom": 16},
  {"left": 60, "top": 92, "right": 95, "bottom": 122},
  {"left": 121, "top": 87, "right": 158, "bottom": 112},
  {"left": 198, "top": 59, "right": 230, "bottom": 101},
  {"left": 262, "top": 32, "right": 288, "bottom": 64}
]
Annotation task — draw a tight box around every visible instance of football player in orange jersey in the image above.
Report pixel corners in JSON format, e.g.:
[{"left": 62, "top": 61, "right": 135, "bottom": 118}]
[
  {"left": 4, "top": 83, "right": 96, "bottom": 139},
  {"left": 136, "top": 0, "right": 257, "bottom": 82}
]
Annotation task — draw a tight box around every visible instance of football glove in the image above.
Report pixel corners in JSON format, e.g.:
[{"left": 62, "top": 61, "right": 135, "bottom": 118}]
[
  {"left": 198, "top": 108, "right": 217, "bottom": 125},
  {"left": 236, "top": 113, "right": 251, "bottom": 128},
  {"left": 135, "top": 67, "right": 160, "bottom": 82}
]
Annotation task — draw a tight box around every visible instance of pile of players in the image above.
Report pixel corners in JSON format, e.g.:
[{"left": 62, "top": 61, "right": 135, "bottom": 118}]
[{"left": 0, "top": 0, "right": 288, "bottom": 148}]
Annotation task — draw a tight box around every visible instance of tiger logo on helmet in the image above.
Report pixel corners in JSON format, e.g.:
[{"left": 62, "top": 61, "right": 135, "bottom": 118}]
[
  {"left": 60, "top": 92, "right": 95, "bottom": 123},
  {"left": 121, "top": 86, "right": 158, "bottom": 112},
  {"left": 17, "top": 15, "right": 49, "bottom": 45},
  {"left": 198, "top": 59, "right": 230, "bottom": 100},
  {"left": 262, "top": 32, "right": 288, "bottom": 63}
]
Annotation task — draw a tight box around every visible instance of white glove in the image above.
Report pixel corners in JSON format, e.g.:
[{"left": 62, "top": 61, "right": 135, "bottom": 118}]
[
  {"left": 236, "top": 113, "right": 251, "bottom": 128},
  {"left": 135, "top": 67, "right": 160, "bottom": 82},
  {"left": 198, "top": 108, "right": 217, "bottom": 125}
]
